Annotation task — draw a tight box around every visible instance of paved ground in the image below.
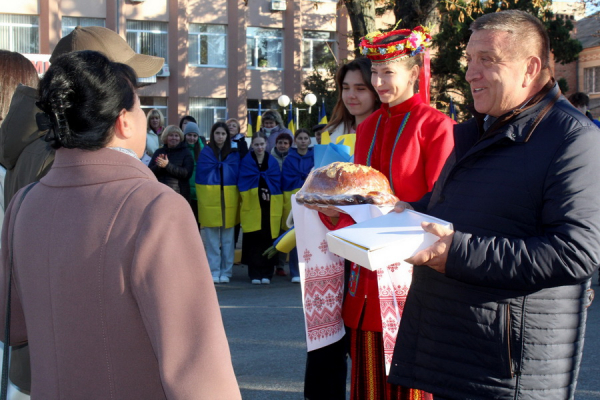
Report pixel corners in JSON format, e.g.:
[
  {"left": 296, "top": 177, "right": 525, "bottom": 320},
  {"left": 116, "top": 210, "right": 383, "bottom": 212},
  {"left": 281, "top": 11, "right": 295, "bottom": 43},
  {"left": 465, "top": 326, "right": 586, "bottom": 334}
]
[{"left": 217, "top": 266, "right": 600, "bottom": 400}]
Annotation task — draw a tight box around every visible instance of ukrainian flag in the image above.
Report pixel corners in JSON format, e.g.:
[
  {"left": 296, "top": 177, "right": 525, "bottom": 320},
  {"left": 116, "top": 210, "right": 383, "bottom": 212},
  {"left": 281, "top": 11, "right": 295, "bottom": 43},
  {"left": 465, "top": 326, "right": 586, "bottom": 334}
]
[
  {"left": 319, "top": 99, "right": 331, "bottom": 143},
  {"left": 319, "top": 98, "right": 328, "bottom": 125},
  {"left": 287, "top": 102, "right": 295, "bottom": 134},
  {"left": 256, "top": 101, "right": 262, "bottom": 133},
  {"left": 282, "top": 147, "right": 314, "bottom": 228},
  {"left": 196, "top": 147, "right": 240, "bottom": 228},
  {"left": 247, "top": 110, "right": 253, "bottom": 137},
  {"left": 238, "top": 152, "right": 283, "bottom": 239},
  {"left": 449, "top": 98, "right": 458, "bottom": 121}
]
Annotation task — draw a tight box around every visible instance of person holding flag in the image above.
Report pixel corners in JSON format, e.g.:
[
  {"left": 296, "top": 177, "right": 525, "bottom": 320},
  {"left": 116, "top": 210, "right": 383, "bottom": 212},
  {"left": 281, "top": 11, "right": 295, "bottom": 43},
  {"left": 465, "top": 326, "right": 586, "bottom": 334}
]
[{"left": 238, "top": 134, "right": 283, "bottom": 284}]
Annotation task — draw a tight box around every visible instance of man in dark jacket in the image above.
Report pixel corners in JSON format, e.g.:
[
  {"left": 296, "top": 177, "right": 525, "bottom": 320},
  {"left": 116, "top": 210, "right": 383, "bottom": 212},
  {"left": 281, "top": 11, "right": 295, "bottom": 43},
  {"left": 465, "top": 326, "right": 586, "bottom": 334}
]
[
  {"left": 389, "top": 10, "right": 600, "bottom": 400},
  {"left": 0, "top": 26, "right": 163, "bottom": 395}
]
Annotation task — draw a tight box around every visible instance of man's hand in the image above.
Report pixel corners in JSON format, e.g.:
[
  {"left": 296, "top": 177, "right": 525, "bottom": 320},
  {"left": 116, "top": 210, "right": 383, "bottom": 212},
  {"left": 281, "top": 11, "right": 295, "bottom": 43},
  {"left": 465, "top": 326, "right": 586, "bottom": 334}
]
[
  {"left": 393, "top": 201, "right": 414, "bottom": 213},
  {"left": 405, "top": 222, "right": 454, "bottom": 273}
]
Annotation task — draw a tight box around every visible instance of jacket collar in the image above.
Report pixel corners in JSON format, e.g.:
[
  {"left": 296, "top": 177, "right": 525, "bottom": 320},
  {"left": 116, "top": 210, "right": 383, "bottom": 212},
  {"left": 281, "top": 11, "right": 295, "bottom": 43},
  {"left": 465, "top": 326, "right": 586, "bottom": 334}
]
[
  {"left": 40, "top": 147, "right": 155, "bottom": 187},
  {"left": 381, "top": 94, "right": 422, "bottom": 117},
  {"left": 471, "top": 79, "right": 558, "bottom": 144}
]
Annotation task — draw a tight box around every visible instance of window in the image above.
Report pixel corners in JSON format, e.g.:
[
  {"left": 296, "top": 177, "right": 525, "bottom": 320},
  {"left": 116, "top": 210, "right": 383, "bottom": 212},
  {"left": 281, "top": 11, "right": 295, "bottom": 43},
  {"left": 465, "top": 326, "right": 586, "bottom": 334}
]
[
  {"left": 189, "top": 98, "right": 227, "bottom": 138},
  {"left": 303, "top": 31, "right": 336, "bottom": 70},
  {"left": 584, "top": 67, "right": 600, "bottom": 94},
  {"left": 246, "top": 27, "right": 283, "bottom": 70},
  {"left": 126, "top": 20, "right": 168, "bottom": 62},
  {"left": 62, "top": 17, "right": 105, "bottom": 37},
  {"left": 189, "top": 24, "right": 227, "bottom": 67},
  {"left": 0, "top": 14, "right": 39, "bottom": 53}
]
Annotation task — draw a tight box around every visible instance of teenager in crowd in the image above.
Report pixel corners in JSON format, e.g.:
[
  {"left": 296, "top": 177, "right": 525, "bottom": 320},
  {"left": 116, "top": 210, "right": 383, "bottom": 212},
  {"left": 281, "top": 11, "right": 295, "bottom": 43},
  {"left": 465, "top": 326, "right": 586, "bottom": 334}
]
[
  {"left": 196, "top": 122, "right": 240, "bottom": 284},
  {"left": 238, "top": 134, "right": 283, "bottom": 285}
]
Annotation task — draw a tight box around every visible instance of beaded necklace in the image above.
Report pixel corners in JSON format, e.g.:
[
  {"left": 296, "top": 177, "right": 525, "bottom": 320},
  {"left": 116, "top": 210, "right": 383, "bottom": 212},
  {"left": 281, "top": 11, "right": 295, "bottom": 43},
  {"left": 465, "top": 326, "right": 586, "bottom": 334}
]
[{"left": 365, "top": 112, "right": 411, "bottom": 194}]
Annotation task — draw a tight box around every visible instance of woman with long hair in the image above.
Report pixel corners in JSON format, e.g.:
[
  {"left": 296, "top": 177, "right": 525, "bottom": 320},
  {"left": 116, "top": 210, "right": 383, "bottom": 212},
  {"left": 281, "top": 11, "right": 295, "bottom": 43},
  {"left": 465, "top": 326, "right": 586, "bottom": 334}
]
[
  {"left": 196, "top": 122, "right": 240, "bottom": 283},
  {"left": 325, "top": 57, "right": 381, "bottom": 144},
  {"left": 148, "top": 125, "right": 194, "bottom": 200},
  {"left": 145, "top": 108, "right": 165, "bottom": 156},
  {"left": 238, "top": 134, "right": 283, "bottom": 285},
  {"left": 301, "top": 57, "right": 380, "bottom": 400},
  {"left": 0, "top": 50, "right": 39, "bottom": 122},
  {"left": 0, "top": 50, "right": 240, "bottom": 398}
]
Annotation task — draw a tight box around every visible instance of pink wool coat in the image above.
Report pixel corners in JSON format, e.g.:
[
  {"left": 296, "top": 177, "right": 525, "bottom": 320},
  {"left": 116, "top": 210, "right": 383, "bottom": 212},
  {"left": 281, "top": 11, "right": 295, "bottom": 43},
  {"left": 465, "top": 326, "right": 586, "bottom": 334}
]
[{"left": 0, "top": 148, "right": 241, "bottom": 399}]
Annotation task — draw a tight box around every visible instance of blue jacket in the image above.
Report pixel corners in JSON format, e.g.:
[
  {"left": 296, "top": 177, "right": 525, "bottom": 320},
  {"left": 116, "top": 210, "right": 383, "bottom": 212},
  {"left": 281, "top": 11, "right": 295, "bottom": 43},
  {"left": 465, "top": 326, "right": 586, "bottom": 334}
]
[{"left": 389, "top": 83, "right": 600, "bottom": 399}]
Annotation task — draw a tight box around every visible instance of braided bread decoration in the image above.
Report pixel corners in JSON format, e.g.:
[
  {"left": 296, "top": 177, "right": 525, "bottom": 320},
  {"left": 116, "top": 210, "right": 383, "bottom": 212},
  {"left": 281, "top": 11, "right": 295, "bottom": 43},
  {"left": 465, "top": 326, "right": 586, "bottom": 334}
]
[{"left": 295, "top": 162, "right": 399, "bottom": 206}]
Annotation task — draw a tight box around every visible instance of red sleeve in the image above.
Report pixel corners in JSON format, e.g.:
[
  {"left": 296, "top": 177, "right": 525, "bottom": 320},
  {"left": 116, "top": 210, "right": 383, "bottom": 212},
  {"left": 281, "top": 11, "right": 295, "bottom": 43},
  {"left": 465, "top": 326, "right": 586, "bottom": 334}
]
[{"left": 422, "top": 115, "right": 455, "bottom": 192}]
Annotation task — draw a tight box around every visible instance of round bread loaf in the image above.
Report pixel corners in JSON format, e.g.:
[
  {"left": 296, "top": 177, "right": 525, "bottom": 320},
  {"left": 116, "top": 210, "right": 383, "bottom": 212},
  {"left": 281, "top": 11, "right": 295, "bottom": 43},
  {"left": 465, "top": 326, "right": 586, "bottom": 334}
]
[{"left": 295, "top": 162, "right": 399, "bottom": 206}]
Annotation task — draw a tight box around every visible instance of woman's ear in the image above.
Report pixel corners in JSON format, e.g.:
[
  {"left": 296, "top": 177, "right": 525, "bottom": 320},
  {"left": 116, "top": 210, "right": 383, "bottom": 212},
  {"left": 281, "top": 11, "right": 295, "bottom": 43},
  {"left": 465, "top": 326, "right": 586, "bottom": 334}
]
[{"left": 114, "top": 109, "right": 133, "bottom": 140}]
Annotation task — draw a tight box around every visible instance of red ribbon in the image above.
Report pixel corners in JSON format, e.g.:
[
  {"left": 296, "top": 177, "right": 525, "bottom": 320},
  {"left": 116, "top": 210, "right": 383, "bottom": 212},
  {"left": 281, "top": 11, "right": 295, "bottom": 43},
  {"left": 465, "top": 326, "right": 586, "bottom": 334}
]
[{"left": 419, "top": 48, "right": 431, "bottom": 105}]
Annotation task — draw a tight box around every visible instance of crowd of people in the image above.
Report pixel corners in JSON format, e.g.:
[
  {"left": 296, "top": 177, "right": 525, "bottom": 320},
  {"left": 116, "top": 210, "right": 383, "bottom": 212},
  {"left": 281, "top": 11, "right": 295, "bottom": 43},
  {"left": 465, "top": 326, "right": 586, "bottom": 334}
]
[{"left": 0, "top": 9, "right": 599, "bottom": 400}]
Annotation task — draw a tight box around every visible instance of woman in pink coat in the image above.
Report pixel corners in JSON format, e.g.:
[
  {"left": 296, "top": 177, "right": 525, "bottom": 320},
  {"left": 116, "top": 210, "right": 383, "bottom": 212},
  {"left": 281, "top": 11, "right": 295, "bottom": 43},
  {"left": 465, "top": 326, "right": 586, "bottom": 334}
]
[{"left": 0, "top": 50, "right": 241, "bottom": 400}]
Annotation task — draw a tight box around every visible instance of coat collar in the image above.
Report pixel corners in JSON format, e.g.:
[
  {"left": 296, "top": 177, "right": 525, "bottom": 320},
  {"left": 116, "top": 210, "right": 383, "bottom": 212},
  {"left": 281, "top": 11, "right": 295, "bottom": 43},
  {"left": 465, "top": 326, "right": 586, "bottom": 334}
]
[
  {"left": 471, "top": 79, "right": 559, "bottom": 144},
  {"left": 381, "top": 94, "right": 423, "bottom": 117},
  {"left": 41, "top": 147, "right": 155, "bottom": 187}
]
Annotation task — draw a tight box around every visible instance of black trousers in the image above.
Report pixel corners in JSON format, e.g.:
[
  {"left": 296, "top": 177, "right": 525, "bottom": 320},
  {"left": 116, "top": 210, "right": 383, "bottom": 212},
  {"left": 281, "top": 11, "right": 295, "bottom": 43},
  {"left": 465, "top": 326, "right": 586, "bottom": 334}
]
[{"left": 304, "top": 332, "right": 349, "bottom": 400}]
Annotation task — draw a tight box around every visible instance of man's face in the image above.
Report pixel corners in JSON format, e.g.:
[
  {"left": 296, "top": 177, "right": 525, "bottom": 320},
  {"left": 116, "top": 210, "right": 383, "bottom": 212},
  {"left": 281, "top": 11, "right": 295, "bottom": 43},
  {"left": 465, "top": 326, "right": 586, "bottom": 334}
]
[{"left": 465, "top": 30, "right": 530, "bottom": 117}]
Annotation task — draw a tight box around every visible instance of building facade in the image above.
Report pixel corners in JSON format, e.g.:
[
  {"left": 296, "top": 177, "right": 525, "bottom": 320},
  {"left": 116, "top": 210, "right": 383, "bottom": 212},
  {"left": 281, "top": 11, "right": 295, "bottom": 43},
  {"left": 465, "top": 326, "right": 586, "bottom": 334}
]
[{"left": 0, "top": 0, "right": 356, "bottom": 136}]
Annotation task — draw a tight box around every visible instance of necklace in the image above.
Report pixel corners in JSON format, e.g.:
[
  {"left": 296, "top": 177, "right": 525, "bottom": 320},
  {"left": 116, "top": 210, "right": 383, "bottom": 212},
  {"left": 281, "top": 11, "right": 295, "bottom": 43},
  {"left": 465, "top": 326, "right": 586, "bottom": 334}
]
[{"left": 365, "top": 112, "right": 411, "bottom": 194}]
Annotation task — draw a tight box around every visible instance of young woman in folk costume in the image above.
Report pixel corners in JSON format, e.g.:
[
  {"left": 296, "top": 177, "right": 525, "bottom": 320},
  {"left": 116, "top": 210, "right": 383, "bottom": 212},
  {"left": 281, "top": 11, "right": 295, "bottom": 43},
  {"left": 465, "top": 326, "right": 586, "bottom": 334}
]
[
  {"left": 238, "top": 134, "right": 283, "bottom": 285},
  {"left": 282, "top": 129, "right": 314, "bottom": 283},
  {"left": 196, "top": 122, "right": 240, "bottom": 284},
  {"left": 343, "top": 27, "right": 455, "bottom": 400}
]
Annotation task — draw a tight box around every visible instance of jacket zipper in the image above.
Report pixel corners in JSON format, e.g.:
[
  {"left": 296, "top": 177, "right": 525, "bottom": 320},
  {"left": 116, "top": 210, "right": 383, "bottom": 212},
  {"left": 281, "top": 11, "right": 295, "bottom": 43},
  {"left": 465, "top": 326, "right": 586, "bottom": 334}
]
[{"left": 506, "top": 303, "right": 514, "bottom": 378}]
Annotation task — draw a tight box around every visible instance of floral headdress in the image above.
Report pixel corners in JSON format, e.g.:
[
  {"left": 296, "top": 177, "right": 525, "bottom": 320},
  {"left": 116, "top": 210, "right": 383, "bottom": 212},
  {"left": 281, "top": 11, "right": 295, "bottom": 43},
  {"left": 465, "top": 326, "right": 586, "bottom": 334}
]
[{"left": 359, "top": 26, "right": 432, "bottom": 64}]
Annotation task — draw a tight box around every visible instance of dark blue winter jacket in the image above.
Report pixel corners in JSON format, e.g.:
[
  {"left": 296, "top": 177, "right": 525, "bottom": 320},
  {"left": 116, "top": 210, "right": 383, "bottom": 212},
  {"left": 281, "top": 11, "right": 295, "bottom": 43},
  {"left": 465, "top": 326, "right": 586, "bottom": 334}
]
[{"left": 389, "top": 82, "right": 600, "bottom": 400}]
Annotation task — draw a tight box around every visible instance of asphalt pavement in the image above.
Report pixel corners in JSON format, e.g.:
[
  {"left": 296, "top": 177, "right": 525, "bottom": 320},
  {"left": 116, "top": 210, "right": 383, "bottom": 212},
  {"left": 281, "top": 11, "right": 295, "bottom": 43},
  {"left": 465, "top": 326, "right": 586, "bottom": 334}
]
[{"left": 217, "top": 266, "right": 600, "bottom": 400}]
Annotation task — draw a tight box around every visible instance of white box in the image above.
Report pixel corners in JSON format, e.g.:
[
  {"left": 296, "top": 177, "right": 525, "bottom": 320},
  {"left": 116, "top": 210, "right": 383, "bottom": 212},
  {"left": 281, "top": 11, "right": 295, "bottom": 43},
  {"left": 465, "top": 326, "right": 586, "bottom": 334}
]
[{"left": 326, "top": 210, "right": 453, "bottom": 270}]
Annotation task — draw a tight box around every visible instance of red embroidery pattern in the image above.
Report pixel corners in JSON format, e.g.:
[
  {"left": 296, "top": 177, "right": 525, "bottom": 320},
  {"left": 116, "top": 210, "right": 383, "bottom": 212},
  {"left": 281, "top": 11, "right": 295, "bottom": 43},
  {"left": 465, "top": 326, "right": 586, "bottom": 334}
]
[
  {"left": 303, "top": 255, "right": 345, "bottom": 342},
  {"left": 318, "top": 239, "right": 328, "bottom": 254},
  {"left": 376, "top": 262, "right": 414, "bottom": 374},
  {"left": 303, "top": 249, "right": 313, "bottom": 263}
]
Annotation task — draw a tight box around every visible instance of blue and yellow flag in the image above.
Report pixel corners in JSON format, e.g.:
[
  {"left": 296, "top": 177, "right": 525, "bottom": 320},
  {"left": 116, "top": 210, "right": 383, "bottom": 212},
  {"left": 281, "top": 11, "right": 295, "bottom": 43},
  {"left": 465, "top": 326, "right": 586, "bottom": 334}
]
[
  {"left": 287, "top": 102, "right": 295, "bottom": 134},
  {"left": 256, "top": 101, "right": 263, "bottom": 133},
  {"left": 196, "top": 147, "right": 240, "bottom": 228},
  {"left": 281, "top": 147, "right": 314, "bottom": 228},
  {"left": 247, "top": 110, "right": 253, "bottom": 137},
  {"left": 449, "top": 98, "right": 458, "bottom": 121},
  {"left": 238, "top": 152, "right": 283, "bottom": 238},
  {"left": 319, "top": 98, "right": 328, "bottom": 125}
]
